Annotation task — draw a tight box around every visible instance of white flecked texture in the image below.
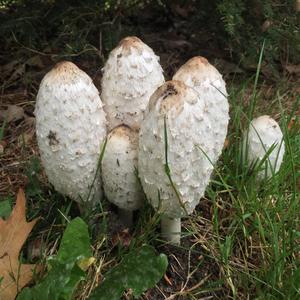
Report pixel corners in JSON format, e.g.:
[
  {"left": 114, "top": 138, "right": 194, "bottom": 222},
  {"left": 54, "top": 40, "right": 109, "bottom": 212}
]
[
  {"left": 245, "top": 115, "right": 285, "bottom": 179},
  {"left": 102, "top": 125, "right": 144, "bottom": 211},
  {"left": 101, "top": 36, "right": 165, "bottom": 131},
  {"left": 138, "top": 80, "right": 220, "bottom": 218},
  {"left": 35, "top": 61, "right": 107, "bottom": 205},
  {"left": 173, "top": 56, "right": 229, "bottom": 182}
]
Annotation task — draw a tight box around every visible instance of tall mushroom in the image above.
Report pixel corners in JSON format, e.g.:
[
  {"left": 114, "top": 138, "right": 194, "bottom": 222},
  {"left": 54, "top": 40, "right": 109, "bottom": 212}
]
[
  {"left": 101, "top": 36, "right": 165, "bottom": 131},
  {"left": 35, "top": 61, "right": 107, "bottom": 206},
  {"left": 101, "top": 125, "right": 144, "bottom": 228},
  {"left": 138, "top": 80, "right": 222, "bottom": 244},
  {"left": 173, "top": 56, "right": 229, "bottom": 177},
  {"left": 244, "top": 115, "right": 285, "bottom": 179}
]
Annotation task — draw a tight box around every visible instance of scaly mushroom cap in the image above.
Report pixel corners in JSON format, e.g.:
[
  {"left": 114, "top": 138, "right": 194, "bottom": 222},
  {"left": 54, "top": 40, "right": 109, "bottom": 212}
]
[
  {"left": 35, "top": 61, "right": 107, "bottom": 204},
  {"left": 138, "top": 80, "right": 217, "bottom": 218},
  {"left": 245, "top": 115, "right": 285, "bottom": 179},
  {"left": 173, "top": 56, "right": 229, "bottom": 173},
  {"left": 101, "top": 36, "right": 165, "bottom": 131},
  {"left": 102, "top": 125, "right": 144, "bottom": 211}
]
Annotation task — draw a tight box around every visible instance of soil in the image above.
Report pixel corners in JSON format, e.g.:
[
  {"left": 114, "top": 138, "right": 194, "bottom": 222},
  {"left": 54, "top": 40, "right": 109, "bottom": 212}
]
[{"left": 145, "top": 240, "right": 221, "bottom": 299}]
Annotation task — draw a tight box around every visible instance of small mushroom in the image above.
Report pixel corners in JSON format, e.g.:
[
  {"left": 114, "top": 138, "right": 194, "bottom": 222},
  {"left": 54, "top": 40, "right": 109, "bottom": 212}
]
[
  {"left": 35, "top": 61, "right": 107, "bottom": 206},
  {"left": 244, "top": 115, "right": 285, "bottom": 179},
  {"left": 102, "top": 125, "right": 144, "bottom": 228},
  {"left": 138, "top": 80, "right": 219, "bottom": 244},
  {"left": 101, "top": 36, "right": 165, "bottom": 131}
]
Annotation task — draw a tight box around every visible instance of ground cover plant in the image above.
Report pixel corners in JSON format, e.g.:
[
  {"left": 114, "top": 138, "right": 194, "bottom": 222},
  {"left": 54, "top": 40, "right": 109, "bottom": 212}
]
[{"left": 0, "top": 0, "right": 299, "bottom": 299}]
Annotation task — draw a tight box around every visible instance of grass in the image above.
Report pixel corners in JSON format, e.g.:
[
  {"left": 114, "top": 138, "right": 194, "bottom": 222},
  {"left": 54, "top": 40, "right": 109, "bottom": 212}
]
[{"left": 209, "top": 91, "right": 300, "bottom": 299}]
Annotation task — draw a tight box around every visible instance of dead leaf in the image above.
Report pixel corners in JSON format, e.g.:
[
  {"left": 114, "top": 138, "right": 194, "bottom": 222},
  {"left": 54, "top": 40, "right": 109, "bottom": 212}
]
[
  {"left": 167, "top": 39, "right": 193, "bottom": 51},
  {"left": 288, "top": 118, "right": 300, "bottom": 130},
  {"left": 295, "top": 0, "right": 300, "bottom": 12},
  {"left": 0, "top": 105, "right": 24, "bottom": 123},
  {"left": 164, "top": 273, "right": 173, "bottom": 286},
  {"left": 0, "top": 141, "right": 7, "bottom": 155},
  {"left": 288, "top": 118, "right": 295, "bottom": 130},
  {"left": 261, "top": 20, "right": 272, "bottom": 32},
  {"left": 213, "top": 58, "right": 243, "bottom": 75},
  {"left": 285, "top": 64, "right": 300, "bottom": 75},
  {"left": 24, "top": 116, "right": 36, "bottom": 127},
  {"left": 17, "top": 131, "right": 34, "bottom": 146},
  {"left": 223, "top": 138, "right": 230, "bottom": 149},
  {"left": 27, "top": 238, "right": 43, "bottom": 261},
  {"left": 111, "top": 229, "right": 132, "bottom": 248},
  {"left": 0, "top": 61, "right": 19, "bottom": 80},
  {"left": 25, "top": 56, "right": 44, "bottom": 69},
  {"left": 0, "top": 189, "right": 40, "bottom": 300},
  {"left": 7, "top": 64, "right": 26, "bottom": 86},
  {"left": 169, "top": 2, "right": 194, "bottom": 18}
]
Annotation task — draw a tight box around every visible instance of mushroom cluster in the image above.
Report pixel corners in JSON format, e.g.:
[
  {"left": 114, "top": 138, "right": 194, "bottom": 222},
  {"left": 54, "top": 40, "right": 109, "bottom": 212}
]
[
  {"left": 35, "top": 37, "right": 164, "bottom": 224},
  {"left": 35, "top": 36, "right": 285, "bottom": 245},
  {"left": 100, "top": 37, "right": 165, "bottom": 226},
  {"left": 138, "top": 57, "right": 230, "bottom": 243}
]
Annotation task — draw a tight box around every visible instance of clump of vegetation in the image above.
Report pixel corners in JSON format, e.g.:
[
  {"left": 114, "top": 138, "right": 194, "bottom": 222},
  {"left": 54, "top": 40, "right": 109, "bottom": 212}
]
[
  {"left": 1, "top": 0, "right": 299, "bottom": 66},
  {"left": 216, "top": 0, "right": 300, "bottom": 64}
]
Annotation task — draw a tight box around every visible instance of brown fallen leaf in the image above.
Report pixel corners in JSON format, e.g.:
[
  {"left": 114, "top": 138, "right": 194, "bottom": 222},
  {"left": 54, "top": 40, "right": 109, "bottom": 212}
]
[
  {"left": 0, "top": 105, "right": 24, "bottom": 123},
  {"left": 111, "top": 229, "right": 132, "bottom": 248},
  {"left": 169, "top": 1, "right": 195, "bottom": 18},
  {"left": 17, "top": 131, "right": 35, "bottom": 147},
  {"left": 164, "top": 273, "right": 173, "bottom": 286},
  {"left": 27, "top": 237, "right": 43, "bottom": 261},
  {"left": 295, "top": 0, "right": 300, "bottom": 12},
  {"left": 6, "top": 64, "right": 26, "bottom": 87},
  {"left": 0, "top": 60, "right": 19, "bottom": 80},
  {"left": 288, "top": 118, "right": 295, "bottom": 130},
  {"left": 213, "top": 58, "right": 243, "bottom": 75},
  {"left": 285, "top": 64, "right": 300, "bottom": 75},
  {"left": 261, "top": 20, "right": 272, "bottom": 32},
  {"left": 223, "top": 138, "right": 230, "bottom": 149},
  {"left": 288, "top": 118, "right": 300, "bottom": 130},
  {"left": 25, "top": 55, "right": 45, "bottom": 69},
  {"left": 0, "top": 141, "right": 6, "bottom": 155},
  {"left": 0, "top": 189, "right": 40, "bottom": 300}
]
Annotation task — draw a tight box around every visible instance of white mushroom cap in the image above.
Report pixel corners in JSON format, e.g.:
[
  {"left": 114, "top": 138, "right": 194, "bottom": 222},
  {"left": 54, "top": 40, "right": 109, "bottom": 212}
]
[
  {"left": 101, "top": 36, "right": 165, "bottom": 131},
  {"left": 138, "top": 80, "right": 217, "bottom": 218},
  {"left": 173, "top": 56, "right": 229, "bottom": 169},
  {"left": 244, "top": 115, "right": 285, "bottom": 179},
  {"left": 35, "top": 61, "right": 107, "bottom": 205},
  {"left": 102, "top": 125, "right": 144, "bottom": 211}
]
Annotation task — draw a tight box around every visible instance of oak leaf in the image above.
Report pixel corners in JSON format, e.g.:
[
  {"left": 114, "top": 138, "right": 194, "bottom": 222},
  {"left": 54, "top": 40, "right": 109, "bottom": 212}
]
[{"left": 0, "top": 189, "right": 40, "bottom": 300}]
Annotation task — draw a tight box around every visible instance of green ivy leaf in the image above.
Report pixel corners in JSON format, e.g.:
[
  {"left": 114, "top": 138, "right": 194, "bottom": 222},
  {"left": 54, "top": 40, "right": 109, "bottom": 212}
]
[
  {"left": 89, "top": 245, "right": 168, "bottom": 300},
  {"left": 56, "top": 217, "right": 92, "bottom": 267},
  {"left": 17, "top": 217, "right": 93, "bottom": 300}
]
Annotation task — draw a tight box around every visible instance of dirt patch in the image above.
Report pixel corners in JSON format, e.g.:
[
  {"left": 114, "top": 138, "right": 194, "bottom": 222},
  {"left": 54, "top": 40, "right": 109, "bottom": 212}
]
[{"left": 143, "top": 237, "right": 221, "bottom": 299}]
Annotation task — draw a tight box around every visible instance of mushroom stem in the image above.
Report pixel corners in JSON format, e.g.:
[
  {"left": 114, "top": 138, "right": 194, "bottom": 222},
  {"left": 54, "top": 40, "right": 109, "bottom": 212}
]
[
  {"left": 118, "top": 208, "right": 133, "bottom": 229},
  {"left": 161, "top": 216, "right": 181, "bottom": 245}
]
